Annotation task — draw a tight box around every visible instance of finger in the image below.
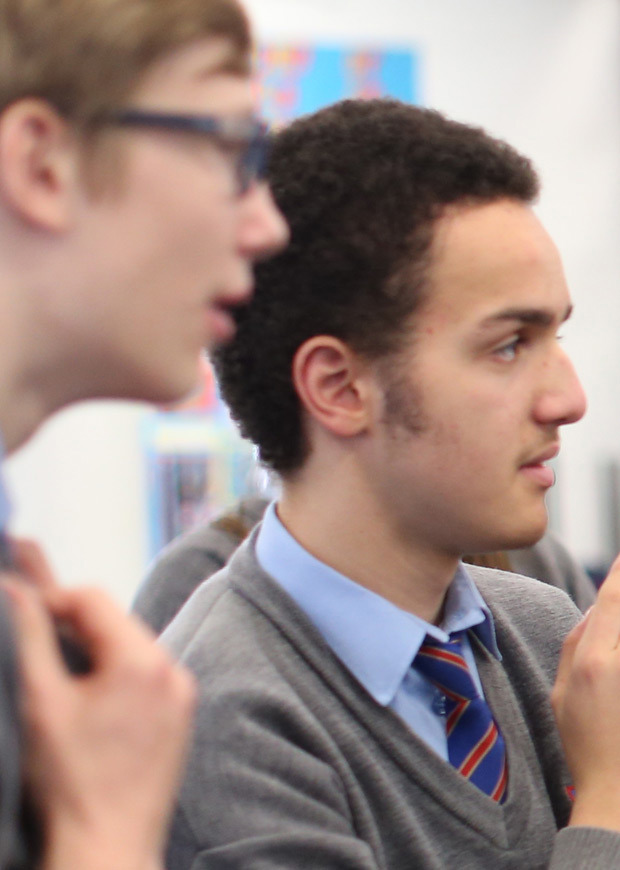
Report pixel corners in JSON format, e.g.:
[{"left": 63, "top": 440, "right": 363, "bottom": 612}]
[
  {"left": 554, "top": 609, "right": 592, "bottom": 699},
  {"left": 0, "top": 572, "right": 94, "bottom": 676},
  {"left": 576, "top": 554, "right": 620, "bottom": 649},
  {"left": 47, "top": 588, "right": 196, "bottom": 727},
  {"left": 0, "top": 578, "right": 68, "bottom": 686},
  {"left": 10, "top": 538, "right": 58, "bottom": 591},
  {"left": 45, "top": 587, "right": 163, "bottom": 670}
]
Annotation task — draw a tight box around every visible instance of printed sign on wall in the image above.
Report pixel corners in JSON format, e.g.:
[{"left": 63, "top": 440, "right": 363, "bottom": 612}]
[{"left": 257, "top": 45, "right": 418, "bottom": 125}]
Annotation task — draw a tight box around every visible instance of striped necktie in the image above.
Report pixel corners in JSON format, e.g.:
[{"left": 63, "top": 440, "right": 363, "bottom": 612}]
[{"left": 414, "top": 633, "right": 508, "bottom": 803}]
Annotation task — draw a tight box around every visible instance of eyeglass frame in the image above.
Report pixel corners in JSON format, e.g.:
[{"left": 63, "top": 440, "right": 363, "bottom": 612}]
[{"left": 105, "top": 109, "right": 270, "bottom": 194}]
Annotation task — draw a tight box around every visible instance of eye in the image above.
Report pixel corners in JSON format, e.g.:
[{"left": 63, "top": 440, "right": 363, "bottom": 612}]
[{"left": 493, "top": 337, "right": 522, "bottom": 361}]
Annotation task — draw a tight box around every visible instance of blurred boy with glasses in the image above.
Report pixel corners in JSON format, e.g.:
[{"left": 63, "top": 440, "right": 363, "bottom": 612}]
[{"left": 0, "top": 0, "right": 287, "bottom": 867}]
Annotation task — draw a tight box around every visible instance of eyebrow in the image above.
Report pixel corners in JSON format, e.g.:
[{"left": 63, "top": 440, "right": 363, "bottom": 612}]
[{"left": 479, "top": 304, "right": 573, "bottom": 329}]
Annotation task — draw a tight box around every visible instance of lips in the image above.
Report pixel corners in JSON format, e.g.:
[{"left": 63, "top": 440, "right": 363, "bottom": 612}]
[
  {"left": 213, "top": 284, "right": 253, "bottom": 311},
  {"left": 206, "top": 285, "right": 254, "bottom": 346},
  {"left": 522, "top": 443, "right": 560, "bottom": 467},
  {"left": 519, "top": 442, "right": 559, "bottom": 489}
]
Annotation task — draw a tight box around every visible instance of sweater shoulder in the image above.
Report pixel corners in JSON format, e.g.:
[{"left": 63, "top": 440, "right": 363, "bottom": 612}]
[{"left": 466, "top": 563, "right": 581, "bottom": 678}]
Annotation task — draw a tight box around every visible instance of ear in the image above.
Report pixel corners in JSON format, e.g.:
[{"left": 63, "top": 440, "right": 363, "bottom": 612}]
[
  {"left": 292, "top": 335, "right": 374, "bottom": 438},
  {"left": 0, "top": 98, "right": 79, "bottom": 231}
]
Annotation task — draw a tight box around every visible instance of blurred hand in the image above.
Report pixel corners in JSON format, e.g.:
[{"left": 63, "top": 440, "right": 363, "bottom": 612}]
[{"left": 2, "top": 561, "right": 195, "bottom": 870}]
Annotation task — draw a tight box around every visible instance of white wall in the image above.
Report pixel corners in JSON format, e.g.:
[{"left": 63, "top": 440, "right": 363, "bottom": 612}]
[
  {"left": 5, "top": 402, "right": 151, "bottom": 606},
  {"left": 6, "top": 0, "right": 620, "bottom": 603}
]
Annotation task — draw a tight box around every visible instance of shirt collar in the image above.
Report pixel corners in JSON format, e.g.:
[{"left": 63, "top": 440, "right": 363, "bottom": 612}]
[{"left": 256, "top": 501, "right": 500, "bottom": 706}]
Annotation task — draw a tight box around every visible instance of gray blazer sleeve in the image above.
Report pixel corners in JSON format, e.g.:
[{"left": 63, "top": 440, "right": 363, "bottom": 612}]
[{"left": 132, "top": 497, "right": 268, "bottom": 634}]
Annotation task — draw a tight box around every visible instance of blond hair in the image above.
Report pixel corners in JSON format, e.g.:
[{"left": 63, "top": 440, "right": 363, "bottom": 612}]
[{"left": 0, "top": 0, "right": 251, "bottom": 126}]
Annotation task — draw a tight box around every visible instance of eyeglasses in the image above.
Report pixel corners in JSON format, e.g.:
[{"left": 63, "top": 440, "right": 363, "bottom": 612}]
[{"left": 107, "top": 109, "right": 270, "bottom": 194}]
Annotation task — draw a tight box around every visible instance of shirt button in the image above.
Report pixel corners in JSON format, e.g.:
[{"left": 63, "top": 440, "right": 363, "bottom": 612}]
[{"left": 432, "top": 692, "right": 447, "bottom": 716}]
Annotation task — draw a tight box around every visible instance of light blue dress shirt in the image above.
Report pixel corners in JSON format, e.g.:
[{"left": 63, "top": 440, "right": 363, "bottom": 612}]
[{"left": 256, "top": 501, "right": 501, "bottom": 760}]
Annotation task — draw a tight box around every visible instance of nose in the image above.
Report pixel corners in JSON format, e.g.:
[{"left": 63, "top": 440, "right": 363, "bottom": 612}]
[
  {"left": 238, "top": 182, "right": 289, "bottom": 262},
  {"left": 534, "top": 345, "right": 587, "bottom": 427}
]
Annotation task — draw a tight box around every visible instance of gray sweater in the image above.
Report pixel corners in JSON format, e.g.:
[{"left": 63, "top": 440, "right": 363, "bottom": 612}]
[{"left": 162, "top": 533, "right": 620, "bottom": 869}]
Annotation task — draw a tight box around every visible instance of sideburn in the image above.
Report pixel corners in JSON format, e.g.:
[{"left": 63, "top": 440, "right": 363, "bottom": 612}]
[{"left": 379, "top": 356, "right": 427, "bottom": 436}]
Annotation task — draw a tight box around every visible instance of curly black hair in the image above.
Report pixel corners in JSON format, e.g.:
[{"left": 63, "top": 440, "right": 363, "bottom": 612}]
[{"left": 213, "top": 98, "right": 539, "bottom": 474}]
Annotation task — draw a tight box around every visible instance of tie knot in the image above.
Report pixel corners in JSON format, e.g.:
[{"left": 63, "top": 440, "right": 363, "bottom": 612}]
[
  {"left": 415, "top": 634, "right": 479, "bottom": 701},
  {"left": 421, "top": 634, "right": 463, "bottom": 654}
]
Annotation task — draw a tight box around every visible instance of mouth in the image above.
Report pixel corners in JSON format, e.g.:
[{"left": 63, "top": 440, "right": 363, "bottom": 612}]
[
  {"left": 518, "top": 442, "right": 560, "bottom": 489},
  {"left": 215, "top": 281, "right": 255, "bottom": 311},
  {"left": 206, "top": 285, "right": 254, "bottom": 346}
]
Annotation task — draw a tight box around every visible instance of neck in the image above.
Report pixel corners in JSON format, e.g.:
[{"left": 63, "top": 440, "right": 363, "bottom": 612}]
[
  {"left": 0, "top": 367, "right": 69, "bottom": 454},
  {"left": 278, "top": 471, "right": 460, "bottom": 625},
  {"left": 0, "top": 274, "right": 87, "bottom": 453}
]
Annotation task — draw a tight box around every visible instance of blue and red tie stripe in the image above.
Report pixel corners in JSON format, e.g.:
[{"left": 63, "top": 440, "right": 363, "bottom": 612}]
[{"left": 415, "top": 634, "right": 508, "bottom": 803}]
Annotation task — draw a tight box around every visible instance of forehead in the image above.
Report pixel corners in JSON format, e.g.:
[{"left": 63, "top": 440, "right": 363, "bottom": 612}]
[
  {"left": 129, "top": 36, "right": 254, "bottom": 116},
  {"left": 420, "top": 199, "right": 570, "bottom": 328}
]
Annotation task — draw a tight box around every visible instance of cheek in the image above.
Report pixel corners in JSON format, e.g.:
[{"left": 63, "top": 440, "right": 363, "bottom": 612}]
[
  {"left": 420, "top": 402, "right": 519, "bottom": 482},
  {"left": 137, "top": 196, "right": 238, "bottom": 290},
  {"left": 126, "top": 149, "right": 239, "bottom": 256}
]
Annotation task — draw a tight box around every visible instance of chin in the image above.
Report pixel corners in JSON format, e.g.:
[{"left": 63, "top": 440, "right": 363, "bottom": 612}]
[
  {"left": 154, "top": 379, "right": 201, "bottom": 407},
  {"left": 465, "top": 514, "right": 549, "bottom": 556},
  {"left": 495, "top": 496, "right": 550, "bottom": 550},
  {"left": 118, "top": 366, "right": 201, "bottom": 406},
  {"left": 498, "top": 517, "right": 549, "bottom": 552}
]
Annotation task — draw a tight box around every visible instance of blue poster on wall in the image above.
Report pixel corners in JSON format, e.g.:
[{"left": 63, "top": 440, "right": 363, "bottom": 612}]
[{"left": 257, "top": 45, "right": 419, "bottom": 126}]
